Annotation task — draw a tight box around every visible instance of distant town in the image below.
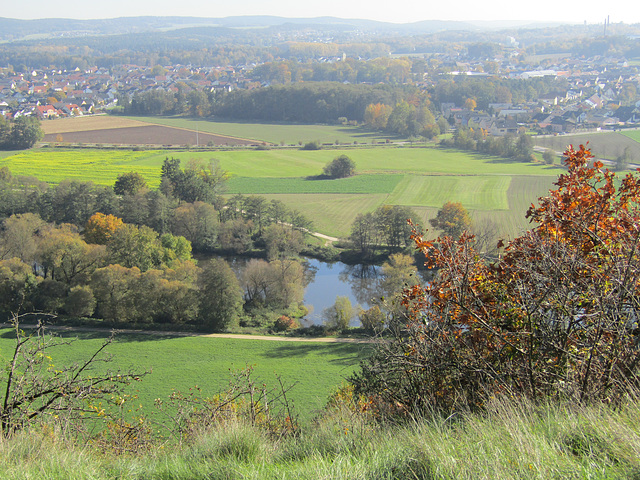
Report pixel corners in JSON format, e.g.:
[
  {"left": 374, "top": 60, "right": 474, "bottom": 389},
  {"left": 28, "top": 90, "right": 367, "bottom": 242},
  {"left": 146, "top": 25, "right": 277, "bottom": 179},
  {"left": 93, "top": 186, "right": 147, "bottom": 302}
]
[{"left": 1, "top": 16, "right": 639, "bottom": 138}]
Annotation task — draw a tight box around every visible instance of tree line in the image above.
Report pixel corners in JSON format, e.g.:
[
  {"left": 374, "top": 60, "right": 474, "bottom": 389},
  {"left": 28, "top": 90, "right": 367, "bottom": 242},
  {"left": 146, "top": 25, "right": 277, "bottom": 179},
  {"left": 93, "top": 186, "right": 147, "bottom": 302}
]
[
  {"left": 440, "top": 126, "right": 536, "bottom": 162},
  {"left": 0, "top": 116, "right": 44, "bottom": 150},
  {"left": 0, "top": 209, "right": 312, "bottom": 331}
]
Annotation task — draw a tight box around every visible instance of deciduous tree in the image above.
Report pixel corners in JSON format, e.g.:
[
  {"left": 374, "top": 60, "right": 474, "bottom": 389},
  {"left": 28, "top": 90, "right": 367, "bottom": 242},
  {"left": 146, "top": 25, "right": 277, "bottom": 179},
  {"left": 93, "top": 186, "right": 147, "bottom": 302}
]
[
  {"left": 323, "top": 155, "right": 356, "bottom": 178},
  {"left": 429, "top": 201, "right": 472, "bottom": 238},
  {"left": 353, "top": 145, "right": 640, "bottom": 416},
  {"left": 113, "top": 171, "right": 147, "bottom": 196}
]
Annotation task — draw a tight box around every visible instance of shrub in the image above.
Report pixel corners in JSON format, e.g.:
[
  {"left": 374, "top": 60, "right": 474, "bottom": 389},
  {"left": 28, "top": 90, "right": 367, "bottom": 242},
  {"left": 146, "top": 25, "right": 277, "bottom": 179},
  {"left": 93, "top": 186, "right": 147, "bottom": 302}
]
[
  {"left": 352, "top": 145, "right": 640, "bottom": 417},
  {"left": 322, "top": 155, "right": 356, "bottom": 178},
  {"left": 274, "top": 315, "right": 300, "bottom": 332},
  {"left": 302, "top": 141, "right": 321, "bottom": 150}
]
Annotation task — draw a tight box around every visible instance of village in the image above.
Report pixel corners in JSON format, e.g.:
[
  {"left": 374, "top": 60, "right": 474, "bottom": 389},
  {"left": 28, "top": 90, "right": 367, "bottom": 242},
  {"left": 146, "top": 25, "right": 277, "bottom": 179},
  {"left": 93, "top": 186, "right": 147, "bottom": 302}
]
[{"left": 1, "top": 43, "right": 640, "bottom": 137}]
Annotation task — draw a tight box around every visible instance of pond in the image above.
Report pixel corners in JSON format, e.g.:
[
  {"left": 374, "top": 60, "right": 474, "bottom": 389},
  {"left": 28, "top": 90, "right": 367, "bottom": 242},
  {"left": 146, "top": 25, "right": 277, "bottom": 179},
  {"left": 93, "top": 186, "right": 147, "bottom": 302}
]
[
  {"left": 221, "top": 256, "right": 381, "bottom": 326},
  {"left": 302, "top": 259, "right": 381, "bottom": 326}
]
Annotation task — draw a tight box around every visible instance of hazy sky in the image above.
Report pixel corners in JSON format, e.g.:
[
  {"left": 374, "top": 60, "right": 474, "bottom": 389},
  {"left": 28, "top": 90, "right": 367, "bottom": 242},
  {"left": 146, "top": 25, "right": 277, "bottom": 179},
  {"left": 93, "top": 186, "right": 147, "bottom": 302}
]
[{"left": 2, "top": 0, "right": 636, "bottom": 25}]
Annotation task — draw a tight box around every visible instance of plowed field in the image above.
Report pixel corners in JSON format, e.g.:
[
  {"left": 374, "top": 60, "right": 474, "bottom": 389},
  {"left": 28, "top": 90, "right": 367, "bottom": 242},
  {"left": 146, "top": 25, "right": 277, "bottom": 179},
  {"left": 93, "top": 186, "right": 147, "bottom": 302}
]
[{"left": 44, "top": 125, "right": 256, "bottom": 146}]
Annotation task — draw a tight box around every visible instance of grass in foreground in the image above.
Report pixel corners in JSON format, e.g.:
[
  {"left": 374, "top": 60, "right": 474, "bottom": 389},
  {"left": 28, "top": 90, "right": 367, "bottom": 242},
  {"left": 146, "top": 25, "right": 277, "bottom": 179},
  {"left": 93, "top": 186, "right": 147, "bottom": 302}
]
[
  {"left": 1, "top": 396, "right": 639, "bottom": 479},
  {"left": 0, "top": 330, "right": 368, "bottom": 424}
]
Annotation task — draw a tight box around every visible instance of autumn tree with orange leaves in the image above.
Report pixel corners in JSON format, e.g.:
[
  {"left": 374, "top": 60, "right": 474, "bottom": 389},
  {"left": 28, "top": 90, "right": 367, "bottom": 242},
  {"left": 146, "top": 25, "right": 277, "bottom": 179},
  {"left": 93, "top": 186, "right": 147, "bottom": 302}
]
[
  {"left": 352, "top": 145, "right": 640, "bottom": 417},
  {"left": 364, "top": 103, "right": 393, "bottom": 130}
]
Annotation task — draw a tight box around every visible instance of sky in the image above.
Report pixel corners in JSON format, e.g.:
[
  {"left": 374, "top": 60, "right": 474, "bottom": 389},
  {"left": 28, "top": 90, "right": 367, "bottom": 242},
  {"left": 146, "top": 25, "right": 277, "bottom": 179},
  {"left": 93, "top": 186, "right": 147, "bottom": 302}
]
[{"left": 2, "top": 0, "right": 638, "bottom": 25}]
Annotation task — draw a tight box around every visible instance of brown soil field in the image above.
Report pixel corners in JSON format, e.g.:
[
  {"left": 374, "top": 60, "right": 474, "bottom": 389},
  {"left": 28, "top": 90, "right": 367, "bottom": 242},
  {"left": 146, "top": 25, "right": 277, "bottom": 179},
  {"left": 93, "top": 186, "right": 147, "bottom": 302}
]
[
  {"left": 43, "top": 125, "right": 257, "bottom": 146},
  {"left": 41, "top": 115, "right": 151, "bottom": 134}
]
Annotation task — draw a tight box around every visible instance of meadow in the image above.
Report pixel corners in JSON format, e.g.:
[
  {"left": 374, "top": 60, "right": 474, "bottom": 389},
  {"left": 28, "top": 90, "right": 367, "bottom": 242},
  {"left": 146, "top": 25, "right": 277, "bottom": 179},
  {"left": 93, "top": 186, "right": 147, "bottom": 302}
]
[
  {"left": 0, "top": 146, "right": 562, "bottom": 238},
  {"left": 2, "top": 387, "right": 639, "bottom": 479},
  {"left": 0, "top": 329, "right": 368, "bottom": 423},
  {"left": 535, "top": 130, "right": 640, "bottom": 162}
]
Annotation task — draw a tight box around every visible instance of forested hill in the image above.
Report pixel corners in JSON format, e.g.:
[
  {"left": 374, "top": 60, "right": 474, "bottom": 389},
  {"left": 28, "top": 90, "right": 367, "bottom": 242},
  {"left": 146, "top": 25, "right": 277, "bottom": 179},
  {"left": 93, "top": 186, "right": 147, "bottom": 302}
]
[{"left": 0, "top": 15, "right": 556, "bottom": 43}]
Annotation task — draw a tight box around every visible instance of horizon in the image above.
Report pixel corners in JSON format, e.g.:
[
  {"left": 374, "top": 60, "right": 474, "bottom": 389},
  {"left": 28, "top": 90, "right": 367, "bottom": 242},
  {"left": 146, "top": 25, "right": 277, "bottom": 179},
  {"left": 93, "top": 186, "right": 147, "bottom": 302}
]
[{"left": 0, "top": 1, "right": 633, "bottom": 26}]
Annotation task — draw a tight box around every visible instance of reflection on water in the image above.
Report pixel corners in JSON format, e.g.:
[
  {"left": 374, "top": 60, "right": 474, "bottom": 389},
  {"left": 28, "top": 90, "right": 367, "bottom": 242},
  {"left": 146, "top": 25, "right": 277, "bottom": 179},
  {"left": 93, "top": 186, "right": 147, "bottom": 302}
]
[
  {"left": 303, "top": 259, "right": 380, "bottom": 326},
  {"left": 220, "top": 255, "right": 380, "bottom": 326}
]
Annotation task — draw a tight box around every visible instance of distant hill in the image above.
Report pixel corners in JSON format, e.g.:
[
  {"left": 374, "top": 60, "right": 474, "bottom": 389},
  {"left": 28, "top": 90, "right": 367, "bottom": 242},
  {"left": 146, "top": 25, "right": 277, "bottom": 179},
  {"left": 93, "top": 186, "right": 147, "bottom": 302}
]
[{"left": 0, "top": 15, "right": 566, "bottom": 42}]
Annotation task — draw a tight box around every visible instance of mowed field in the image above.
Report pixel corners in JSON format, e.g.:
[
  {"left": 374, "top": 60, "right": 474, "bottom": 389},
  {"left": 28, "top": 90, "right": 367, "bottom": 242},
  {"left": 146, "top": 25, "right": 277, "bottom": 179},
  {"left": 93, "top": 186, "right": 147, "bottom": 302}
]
[
  {"left": 0, "top": 329, "right": 368, "bottom": 423},
  {"left": 0, "top": 145, "right": 562, "bottom": 238},
  {"left": 535, "top": 130, "right": 640, "bottom": 163}
]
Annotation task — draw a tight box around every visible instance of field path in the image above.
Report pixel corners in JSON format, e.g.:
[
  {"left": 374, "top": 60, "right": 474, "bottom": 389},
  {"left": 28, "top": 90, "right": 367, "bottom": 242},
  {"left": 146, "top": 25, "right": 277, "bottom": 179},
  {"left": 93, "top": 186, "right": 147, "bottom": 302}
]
[
  {"left": 311, "top": 232, "right": 339, "bottom": 243},
  {"left": 5, "top": 323, "right": 373, "bottom": 343}
]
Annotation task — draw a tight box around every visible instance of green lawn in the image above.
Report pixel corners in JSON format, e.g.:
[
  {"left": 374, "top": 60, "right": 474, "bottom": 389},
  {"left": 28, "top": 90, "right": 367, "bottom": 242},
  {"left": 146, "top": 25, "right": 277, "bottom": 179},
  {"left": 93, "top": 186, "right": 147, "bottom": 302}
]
[
  {"left": 124, "top": 116, "right": 393, "bottom": 144},
  {"left": 0, "top": 329, "right": 368, "bottom": 423}
]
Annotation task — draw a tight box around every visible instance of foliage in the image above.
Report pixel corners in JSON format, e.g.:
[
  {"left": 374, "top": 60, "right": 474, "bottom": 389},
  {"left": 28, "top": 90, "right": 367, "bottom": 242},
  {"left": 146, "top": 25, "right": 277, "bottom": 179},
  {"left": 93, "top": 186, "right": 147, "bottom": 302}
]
[
  {"left": 113, "top": 171, "right": 147, "bottom": 196},
  {"left": 160, "top": 157, "right": 228, "bottom": 204},
  {"left": 349, "top": 204, "right": 416, "bottom": 257},
  {"left": 615, "top": 146, "right": 632, "bottom": 171},
  {"left": 359, "top": 305, "right": 385, "bottom": 333},
  {"left": 170, "top": 201, "right": 219, "bottom": 251},
  {"left": 543, "top": 148, "right": 556, "bottom": 165},
  {"left": 263, "top": 224, "right": 304, "bottom": 260},
  {"left": 442, "top": 128, "right": 536, "bottom": 162},
  {"left": 363, "top": 103, "right": 392, "bottom": 129},
  {"left": 322, "top": 154, "right": 356, "bottom": 178},
  {"left": 84, "top": 212, "right": 124, "bottom": 245},
  {"left": 429, "top": 201, "right": 472, "bottom": 237},
  {"left": 198, "top": 258, "right": 244, "bottom": 331},
  {"left": 323, "top": 296, "right": 358, "bottom": 331},
  {"left": 353, "top": 145, "right": 640, "bottom": 416},
  {"left": 0, "top": 116, "right": 44, "bottom": 150},
  {"left": 241, "top": 258, "right": 307, "bottom": 311},
  {"left": 302, "top": 140, "right": 321, "bottom": 151},
  {"left": 273, "top": 315, "right": 301, "bottom": 332},
  {"left": 375, "top": 253, "right": 420, "bottom": 327},
  {"left": 155, "top": 366, "right": 300, "bottom": 442}
]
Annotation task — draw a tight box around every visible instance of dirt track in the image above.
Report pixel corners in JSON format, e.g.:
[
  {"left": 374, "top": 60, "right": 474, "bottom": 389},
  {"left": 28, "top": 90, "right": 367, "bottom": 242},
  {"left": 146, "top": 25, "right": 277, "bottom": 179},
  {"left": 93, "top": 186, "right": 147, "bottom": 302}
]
[{"left": 4, "top": 323, "right": 373, "bottom": 344}]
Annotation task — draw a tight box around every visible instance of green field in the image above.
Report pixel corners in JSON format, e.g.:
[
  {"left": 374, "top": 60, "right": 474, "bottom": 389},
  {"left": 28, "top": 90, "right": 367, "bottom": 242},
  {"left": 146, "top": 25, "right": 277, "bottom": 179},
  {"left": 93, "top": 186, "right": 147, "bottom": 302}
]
[
  {"left": 124, "top": 116, "right": 393, "bottom": 144},
  {"left": 227, "top": 174, "right": 404, "bottom": 194},
  {"left": 0, "top": 329, "right": 367, "bottom": 423},
  {"left": 535, "top": 131, "right": 640, "bottom": 164},
  {"left": 0, "top": 149, "right": 165, "bottom": 187},
  {"left": 622, "top": 130, "right": 640, "bottom": 143},
  {"left": 0, "top": 145, "right": 565, "bottom": 238}
]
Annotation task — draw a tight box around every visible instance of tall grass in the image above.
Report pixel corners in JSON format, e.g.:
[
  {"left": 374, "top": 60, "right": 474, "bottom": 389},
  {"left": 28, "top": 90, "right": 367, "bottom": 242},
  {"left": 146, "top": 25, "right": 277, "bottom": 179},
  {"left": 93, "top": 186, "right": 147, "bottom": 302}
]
[{"left": 3, "top": 396, "right": 640, "bottom": 479}]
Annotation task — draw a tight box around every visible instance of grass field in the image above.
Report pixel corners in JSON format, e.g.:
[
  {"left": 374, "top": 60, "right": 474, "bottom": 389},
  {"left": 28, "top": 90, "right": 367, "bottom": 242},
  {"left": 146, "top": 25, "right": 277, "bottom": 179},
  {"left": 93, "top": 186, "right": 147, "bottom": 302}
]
[
  {"left": 0, "top": 145, "right": 565, "bottom": 238},
  {"left": 227, "top": 174, "right": 404, "bottom": 195},
  {"left": 0, "top": 149, "right": 165, "bottom": 187},
  {"left": 0, "top": 329, "right": 368, "bottom": 423},
  {"left": 622, "top": 130, "right": 640, "bottom": 143},
  {"left": 535, "top": 130, "right": 640, "bottom": 164}
]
